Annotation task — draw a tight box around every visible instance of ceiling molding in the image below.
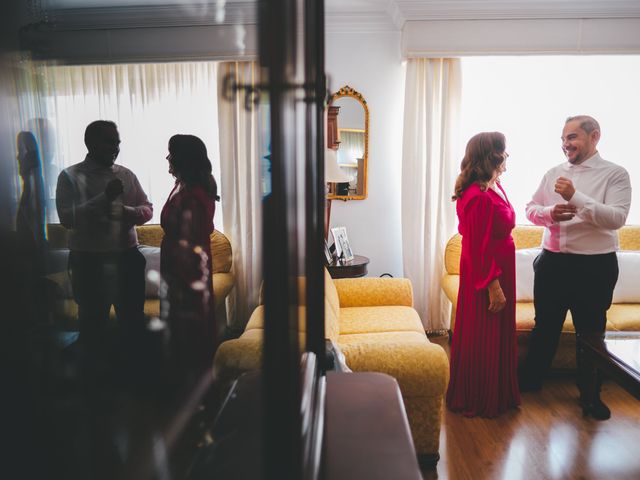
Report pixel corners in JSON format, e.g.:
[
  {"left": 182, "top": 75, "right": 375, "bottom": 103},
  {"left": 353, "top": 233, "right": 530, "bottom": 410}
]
[
  {"left": 44, "top": 2, "right": 257, "bottom": 30},
  {"left": 325, "top": 0, "right": 399, "bottom": 32},
  {"left": 393, "top": 0, "right": 640, "bottom": 22},
  {"left": 36, "top": 0, "right": 640, "bottom": 33},
  {"left": 385, "top": 0, "right": 405, "bottom": 30},
  {"left": 325, "top": 12, "right": 398, "bottom": 33}
]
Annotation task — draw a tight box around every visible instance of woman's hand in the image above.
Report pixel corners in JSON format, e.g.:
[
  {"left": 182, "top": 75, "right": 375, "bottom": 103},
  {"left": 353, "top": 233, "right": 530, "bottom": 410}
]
[{"left": 488, "top": 279, "right": 506, "bottom": 314}]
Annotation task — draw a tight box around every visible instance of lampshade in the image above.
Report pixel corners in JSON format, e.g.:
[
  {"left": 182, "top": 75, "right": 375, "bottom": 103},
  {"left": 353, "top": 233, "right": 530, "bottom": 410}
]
[{"left": 325, "top": 149, "right": 351, "bottom": 183}]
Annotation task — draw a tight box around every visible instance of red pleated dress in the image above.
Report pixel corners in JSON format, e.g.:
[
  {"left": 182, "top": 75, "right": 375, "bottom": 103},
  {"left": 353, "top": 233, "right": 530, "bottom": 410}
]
[
  {"left": 446, "top": 182, "right": 521, "bottom": 417},
  {"left": 161, "top": 184, "right": 216, "bottom": 375}
]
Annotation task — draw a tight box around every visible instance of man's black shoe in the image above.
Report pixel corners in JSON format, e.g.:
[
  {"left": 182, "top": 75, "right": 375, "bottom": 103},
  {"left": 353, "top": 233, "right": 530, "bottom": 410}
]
[{"left": 581, "top": 397, "right": 611, "bottom": 420}]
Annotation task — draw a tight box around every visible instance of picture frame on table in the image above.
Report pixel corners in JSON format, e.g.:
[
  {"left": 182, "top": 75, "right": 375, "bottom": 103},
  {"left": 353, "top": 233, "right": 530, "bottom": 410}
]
[
  {"left": 331, "top": 226, "right": 354, "bottom": 262},
  {"left": 323, "top": 240, "right": 333, "bottom": 265}
]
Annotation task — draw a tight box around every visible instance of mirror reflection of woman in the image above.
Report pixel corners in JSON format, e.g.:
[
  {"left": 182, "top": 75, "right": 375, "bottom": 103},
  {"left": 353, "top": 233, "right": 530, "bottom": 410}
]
[
  {"left": 16, "top": 131, "right": 48, "bottom": 276},
  {"left": 446, "top": 132, "right": 520, "bottom": 418},
  {"left": 161, "top": 134, "right": 220, "bottom": 384}
]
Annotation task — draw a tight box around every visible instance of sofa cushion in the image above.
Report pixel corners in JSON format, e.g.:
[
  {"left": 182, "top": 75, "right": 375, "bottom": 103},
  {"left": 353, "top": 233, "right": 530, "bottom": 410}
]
[
  {"left": 333, "top": 277, "right": 413, "bottom": 308},
  {"left": 613, "top": 251, "right": 640, "bottom": 303},
  {"left": 514, "top": 248, "right": 640, "bottom": 303},
  {"left": 243, "top": 276, "right": 340, "bottom": 343},
  {"left": 515, "top": 302, "right": 618, "bottom": 333},
  {"left": 441, "top": 274, "right": 459, "bottom": 305},
  {"left": 324, "top": 269, "right": 341, "bottom": 342},
  {"left": 339, "top": 306, "right": 424, "bottom": 335},
  {"left": 515, "top": 248, "right": 540, "bottom": 301},
  {"left": 245, "top": 305, "right": 308, "bottom": 333},
  {"left": 606, "top": 304, "right": 640, "bottom": 330},
  {"left": 138, "top": 245, "right": 161, "bottom": 297},
  {"left": 444, "top": 235, "right": 462, "bottom": 275},
  {"left": 135, "top": 225, "right": 164, "bottom": 247},
  {"left": 213, "top": 272, "right": 234, "bottom": 308},
  {"left": 211, "top": 230, "right": 233, "bottom": 274},
  {"left": 337, "top": 331, "right": 449, "bottom": 397},
  {"left": 145, "top": 299, "right": 160, "bottom": 319},
  {"left": 46, "top": 245, "right": 230, "bottom": 302},
  {"left": 619, "top": 227, "right": 640, "bottom": 250}
]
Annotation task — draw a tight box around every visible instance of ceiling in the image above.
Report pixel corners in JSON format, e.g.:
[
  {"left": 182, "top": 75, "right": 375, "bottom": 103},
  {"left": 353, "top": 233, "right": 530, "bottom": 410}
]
[{"left": 41, "top": 0, "right": 640, "bottom": 31}]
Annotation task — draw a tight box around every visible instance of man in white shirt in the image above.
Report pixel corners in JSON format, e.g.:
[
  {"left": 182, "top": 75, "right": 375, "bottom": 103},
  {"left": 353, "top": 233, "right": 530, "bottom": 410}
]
[
  {"left": 519, "top": 115, "right": 631, "bottom": 420},
  {"left": 56, "top": 120, "right": 153, "bottom": 373}
]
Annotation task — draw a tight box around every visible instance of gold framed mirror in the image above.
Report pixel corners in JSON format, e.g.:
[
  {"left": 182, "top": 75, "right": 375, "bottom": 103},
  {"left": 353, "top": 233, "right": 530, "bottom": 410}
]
[{"left": 327, "top": 85, "right": 368, "bottom": 200}]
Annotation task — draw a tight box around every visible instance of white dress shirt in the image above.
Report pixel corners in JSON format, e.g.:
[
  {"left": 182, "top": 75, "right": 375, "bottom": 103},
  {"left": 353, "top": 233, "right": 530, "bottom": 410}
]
[
  {"left": 56, "top": 155, "right": 153, "bottom": 252},
  {"left": 525, "top": 152, "right": 631, "bottom": 254}
]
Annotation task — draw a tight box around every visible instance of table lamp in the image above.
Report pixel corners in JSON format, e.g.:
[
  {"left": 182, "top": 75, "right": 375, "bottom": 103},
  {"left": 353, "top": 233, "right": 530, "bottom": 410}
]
[{"left": 325, "top": 148, "right": 350, "bottom": 240}]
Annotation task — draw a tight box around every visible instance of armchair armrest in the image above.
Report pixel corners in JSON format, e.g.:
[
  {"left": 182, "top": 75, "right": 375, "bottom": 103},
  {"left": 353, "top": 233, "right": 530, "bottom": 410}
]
[
  {"left": 333, "top": 277, "right": 413, "bottom": 308},
  {"left": 441, "top": 274, "right": 459, "bottom": 304}
]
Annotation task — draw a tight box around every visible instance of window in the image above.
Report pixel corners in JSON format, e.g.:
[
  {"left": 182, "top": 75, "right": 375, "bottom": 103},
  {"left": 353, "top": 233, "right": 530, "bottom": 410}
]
[
  {"left": 460, "top": 56, "right": 640, "bottom": 224},
  {"left": 39, "top": 61, "right": 222, "bottom": 226}
]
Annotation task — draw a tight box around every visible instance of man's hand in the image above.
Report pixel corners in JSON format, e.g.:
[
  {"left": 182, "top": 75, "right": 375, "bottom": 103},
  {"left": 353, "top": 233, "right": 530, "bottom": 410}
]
[
  {"left": 551, "top": 203, "right": 577, "bottom": 222},
  {"left": 105, "top": 178, "right": 124, "bottom": 201},
  {"left": 488, "top": 279, "right": 506, "bottom": 314},
  {"left": 554, "top": 176, "right": 576, "bottom": 201}
]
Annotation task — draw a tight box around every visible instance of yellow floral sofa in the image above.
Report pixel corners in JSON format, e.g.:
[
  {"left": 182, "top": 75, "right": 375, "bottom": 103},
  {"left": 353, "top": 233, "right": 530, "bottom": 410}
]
[
  {"left": 442, "top": 225, "right": 640, "bottom": 369},
  {"left": 212, "top": 269, "right": 449, "bottom": 465},
  {"left": 45, "top": 224, "right": 235, "bottom": 334}
]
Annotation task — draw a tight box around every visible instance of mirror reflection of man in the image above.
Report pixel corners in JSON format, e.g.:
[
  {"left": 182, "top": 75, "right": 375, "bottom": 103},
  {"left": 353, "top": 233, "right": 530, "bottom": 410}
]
[{"left": 56, "top": 120, "right": 153, "bottom": 375}]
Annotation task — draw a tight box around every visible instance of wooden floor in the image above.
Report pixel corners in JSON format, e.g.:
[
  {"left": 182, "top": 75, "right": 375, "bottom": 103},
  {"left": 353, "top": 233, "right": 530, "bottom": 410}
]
[{"left": 422, "top": 336, "right": 640, "bottom": 480}]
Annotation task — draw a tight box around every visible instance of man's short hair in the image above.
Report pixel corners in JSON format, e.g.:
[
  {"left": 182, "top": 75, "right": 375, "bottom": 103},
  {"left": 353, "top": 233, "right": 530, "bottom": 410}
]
[
  {"left": 566, "top": 115, "right": 600, "bottom": 135},
  {"left": 84, "top": 120, "right": 118, "bottom": 149}
]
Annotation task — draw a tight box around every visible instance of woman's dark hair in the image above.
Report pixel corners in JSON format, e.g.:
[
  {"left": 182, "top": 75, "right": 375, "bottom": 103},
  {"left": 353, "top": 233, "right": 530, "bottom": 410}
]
[
  {"left": 452, "top": 131, "right": 506, "bottom": 200},
  {"left": 168, "top": 134, "right": 219, "bottom": 200}
]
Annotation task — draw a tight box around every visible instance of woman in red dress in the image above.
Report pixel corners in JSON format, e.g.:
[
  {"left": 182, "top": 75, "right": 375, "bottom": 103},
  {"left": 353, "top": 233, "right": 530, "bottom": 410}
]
[
  {"left": 446, "top": 132, "right": 521, "bottom": 417},
  {"left": 161, "top": 134, "right": 219, "bottom": 380}
]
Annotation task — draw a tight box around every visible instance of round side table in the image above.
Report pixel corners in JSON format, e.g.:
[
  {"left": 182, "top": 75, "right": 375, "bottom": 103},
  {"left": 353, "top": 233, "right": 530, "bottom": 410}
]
[{"left": 327, "top": 255, "right": 370, "bottom": 279}]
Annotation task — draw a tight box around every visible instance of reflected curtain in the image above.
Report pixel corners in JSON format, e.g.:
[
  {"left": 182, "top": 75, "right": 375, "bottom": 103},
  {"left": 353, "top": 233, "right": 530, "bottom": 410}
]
[
  {"left": 39, "top": 61, "right": 220, "bottom": 224},
  {"left": 217, "top": 61, "right": 263, "bottom": 332},
  {"left": 401, "top": 58, "right": 461, "bottom": 332}
]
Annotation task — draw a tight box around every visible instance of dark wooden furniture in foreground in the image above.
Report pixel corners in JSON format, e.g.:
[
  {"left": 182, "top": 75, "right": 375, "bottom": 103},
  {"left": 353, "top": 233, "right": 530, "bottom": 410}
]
[
  {"left": 327, "top": 254, "right": 370, "bottom": 279},
  {"left": 208, "top": 370, "right": 422, "bottom": 480},
  {"left": 578, "top": 332, "right": 640, "bottom": 401},
  {"left": 323, "top": 371, "right": 422, "bottom": 480}
]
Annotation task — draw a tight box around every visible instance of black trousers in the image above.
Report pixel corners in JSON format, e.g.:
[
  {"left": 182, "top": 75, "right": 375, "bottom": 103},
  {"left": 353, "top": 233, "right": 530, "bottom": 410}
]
[
  {"left": 520, "top": 249, "right": 618, "bottom": 390},
  {"left": 69, "top": 247, "right": 146, "bottom": 357}
]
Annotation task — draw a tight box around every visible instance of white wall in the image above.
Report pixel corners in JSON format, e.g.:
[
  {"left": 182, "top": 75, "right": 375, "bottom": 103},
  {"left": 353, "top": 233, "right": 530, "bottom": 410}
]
[{"left": 326, "top": 31, "right": 405, "bottom": 277}]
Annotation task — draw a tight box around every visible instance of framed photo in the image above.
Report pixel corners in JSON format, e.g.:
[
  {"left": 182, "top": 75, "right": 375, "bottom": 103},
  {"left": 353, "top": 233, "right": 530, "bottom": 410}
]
[
  {"left": 331, "top": 226, "right": 354, "bottom": 262},
  {"left": 323, "top": 240, "right": 333, "bottom": 265}
]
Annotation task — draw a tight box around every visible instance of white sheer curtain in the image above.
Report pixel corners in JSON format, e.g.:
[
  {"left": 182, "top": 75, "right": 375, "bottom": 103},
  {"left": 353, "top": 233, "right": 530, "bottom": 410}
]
[
  {"left": 39, "top": 61, "right": 221, "bottom": 224},
  {"left": 401, "top": 58, "right": 461, "bottom": 332},
  {"left": 217, "top": 61, "right": 263, "bottom": 332}
]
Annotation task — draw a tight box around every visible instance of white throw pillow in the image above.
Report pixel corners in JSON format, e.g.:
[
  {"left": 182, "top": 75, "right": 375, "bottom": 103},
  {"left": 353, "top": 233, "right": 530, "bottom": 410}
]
[
  {"left": 514, "top": 248, "right": 640, "bottom": 303},
  {"left": 613, "top": 251, "right": 640, "bottom": 303},
  {"left": 139, "top": 245, "right": 161, "bottom": 298},
  {"left": 45, "top": 246, "right": 162, "bottom": 299},
  {"left": 515, "top": 248, "right": 541, "bottom": 302}
]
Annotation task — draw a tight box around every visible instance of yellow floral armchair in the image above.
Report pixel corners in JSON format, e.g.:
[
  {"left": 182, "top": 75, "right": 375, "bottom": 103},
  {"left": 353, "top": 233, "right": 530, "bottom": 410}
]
[{"left": 213, "top": 269, "right": 449, "bottom": 466}]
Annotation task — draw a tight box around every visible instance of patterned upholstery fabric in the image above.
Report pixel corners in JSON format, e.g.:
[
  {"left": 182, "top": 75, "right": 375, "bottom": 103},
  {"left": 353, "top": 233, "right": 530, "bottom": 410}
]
[
  {"left": 333, "top": 277, "right": 414, "bottom": 308},
  {"left": 45, "top": 224, "right": 234, "bottom": 327},
  {"left": 443, "top": 225, "right": 640, "bottom": 369},
  {"left": 338, "top": 306, "right": 424, "bottom": 335},
  {"left": 245, "top": 271, "right": 341, "bottom": 343},
  {"left": 213, "top": 267, "right": 449, "bottom": 459},
  {"left": 134, "top": 224, "right": 233, "bottom": 274}
]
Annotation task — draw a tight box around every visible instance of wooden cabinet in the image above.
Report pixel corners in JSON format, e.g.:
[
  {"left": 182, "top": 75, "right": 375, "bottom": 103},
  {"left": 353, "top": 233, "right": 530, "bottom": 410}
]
[{"left": 327, "top": 105, "right": 340, "bottom": 149}]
